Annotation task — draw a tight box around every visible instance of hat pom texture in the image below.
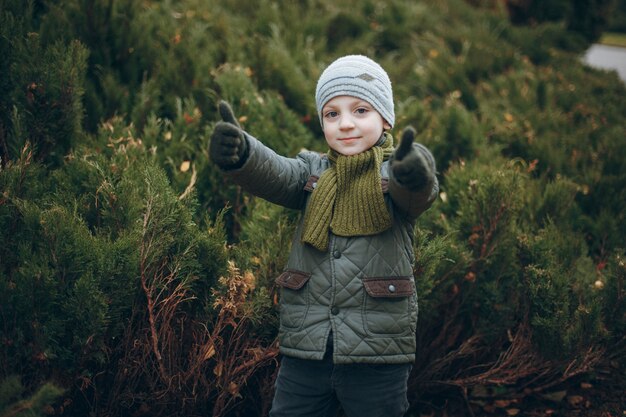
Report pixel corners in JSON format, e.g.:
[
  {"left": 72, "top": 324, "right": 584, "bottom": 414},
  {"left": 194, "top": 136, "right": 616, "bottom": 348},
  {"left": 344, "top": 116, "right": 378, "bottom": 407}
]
[{"left": 315, "top": 55, "right": 394, "bottom": 128}]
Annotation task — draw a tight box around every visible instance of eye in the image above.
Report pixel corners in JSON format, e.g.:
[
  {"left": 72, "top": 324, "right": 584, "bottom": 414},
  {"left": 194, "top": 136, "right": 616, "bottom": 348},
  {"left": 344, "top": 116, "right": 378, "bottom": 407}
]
[
  {"left": 324, "top": 110, "right": 339, "bottom": 119},
  {"left": 355, "top": 107, "right": 369, "bottom": 115}
]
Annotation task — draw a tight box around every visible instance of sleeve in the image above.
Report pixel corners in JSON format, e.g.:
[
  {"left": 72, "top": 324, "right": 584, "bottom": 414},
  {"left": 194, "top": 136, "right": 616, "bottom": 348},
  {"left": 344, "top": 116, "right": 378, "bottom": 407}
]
[
  {"left": 388, "top": 142, "right": 439, "bottom": 219},
  {"left": 222, "top": 132, "right": 316, "bottom": 210}
]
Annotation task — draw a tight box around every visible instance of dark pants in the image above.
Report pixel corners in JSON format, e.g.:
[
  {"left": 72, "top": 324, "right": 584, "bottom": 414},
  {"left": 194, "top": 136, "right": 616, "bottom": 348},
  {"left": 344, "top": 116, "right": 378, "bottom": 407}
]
[{"left": 269, "top": 350, "right": 412, "bottom": 417}]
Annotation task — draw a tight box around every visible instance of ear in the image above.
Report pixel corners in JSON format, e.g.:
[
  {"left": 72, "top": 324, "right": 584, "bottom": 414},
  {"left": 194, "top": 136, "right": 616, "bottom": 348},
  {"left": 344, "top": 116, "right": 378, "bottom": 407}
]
[{"left": 383, "top": 121, "right": 391, "bottom": 130}]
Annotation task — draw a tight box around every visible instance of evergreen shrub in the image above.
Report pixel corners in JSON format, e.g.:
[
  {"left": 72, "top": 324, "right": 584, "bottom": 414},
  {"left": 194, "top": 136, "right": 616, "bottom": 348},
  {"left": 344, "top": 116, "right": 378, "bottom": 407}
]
[
  {"left": 0, "top": 26, "right": 88, "bottom": 166},
  {"left": 429, "top": 103, "right": 484, "bottom": 169},
  {"left": 1, "top": 0, "right": 625, "bottom": 415},
  {"left": 0, "top": 376, "right": 63, "bottom": 417}
]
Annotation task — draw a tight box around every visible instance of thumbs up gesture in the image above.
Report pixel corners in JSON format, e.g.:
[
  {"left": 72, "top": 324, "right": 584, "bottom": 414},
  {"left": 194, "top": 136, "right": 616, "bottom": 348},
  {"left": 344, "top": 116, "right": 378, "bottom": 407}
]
[
  {"left": 391, "top": 127, "right": 432, "bottom": 191},
  {"left": 209, "top": 101, "right": 249, "bottom": 169}
]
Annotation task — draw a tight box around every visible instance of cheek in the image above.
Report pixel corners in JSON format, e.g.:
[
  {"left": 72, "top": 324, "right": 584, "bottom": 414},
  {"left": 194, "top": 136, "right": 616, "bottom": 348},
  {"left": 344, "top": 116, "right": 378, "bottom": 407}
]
[{"left": 322, "top": 126, "right": 334, "bottom": 143}]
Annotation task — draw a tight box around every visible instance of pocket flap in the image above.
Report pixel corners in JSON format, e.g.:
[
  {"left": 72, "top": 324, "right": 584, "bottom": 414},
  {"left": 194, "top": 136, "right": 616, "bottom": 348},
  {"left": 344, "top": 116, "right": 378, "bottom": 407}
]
[
  {"left": 276, "top": 269, "right": 311, "bottom": 290},
  {"left": 363, "top": 277, "right": 413, "bottom": 298}
]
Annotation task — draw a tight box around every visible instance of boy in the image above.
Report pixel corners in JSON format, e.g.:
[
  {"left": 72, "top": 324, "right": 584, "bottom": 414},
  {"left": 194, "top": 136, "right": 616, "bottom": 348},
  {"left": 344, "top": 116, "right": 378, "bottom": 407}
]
[{"left": 209, "top": 55, "right": 438, "bottom": 417}]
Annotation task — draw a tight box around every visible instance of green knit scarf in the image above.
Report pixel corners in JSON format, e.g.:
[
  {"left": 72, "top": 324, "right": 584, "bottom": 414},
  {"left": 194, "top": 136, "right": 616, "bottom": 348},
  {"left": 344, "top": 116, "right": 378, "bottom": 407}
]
[{"left": 301, "top": 133, "right": 394, "bottom": 251}]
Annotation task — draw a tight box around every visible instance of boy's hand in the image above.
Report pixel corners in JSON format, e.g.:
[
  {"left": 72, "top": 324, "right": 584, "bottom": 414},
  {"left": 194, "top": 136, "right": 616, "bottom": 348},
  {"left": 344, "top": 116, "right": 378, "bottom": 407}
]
[
  {"left": 209, "top": 101, "right": 248, "bottom": 169},
  {"left": 391, "top": 127, "right": 432, "bottom": 191}
]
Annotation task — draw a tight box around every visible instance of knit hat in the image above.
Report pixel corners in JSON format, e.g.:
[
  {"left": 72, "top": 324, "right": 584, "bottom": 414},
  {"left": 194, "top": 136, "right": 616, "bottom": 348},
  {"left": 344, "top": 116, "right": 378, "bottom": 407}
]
[{"left": 315, "top": 55, "right": 394, "bottom": 128}]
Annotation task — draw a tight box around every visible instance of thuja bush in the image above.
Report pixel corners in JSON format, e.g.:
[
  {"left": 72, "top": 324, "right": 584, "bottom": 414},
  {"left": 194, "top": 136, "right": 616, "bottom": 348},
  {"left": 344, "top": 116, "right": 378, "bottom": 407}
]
[
  {"left": 0, "top": 18, "right": 88, "bottom": 166},
  {"left": 0, "top": 138, "right": 279, "bottom": 415},
  {"left": 429, "top": 102, "right": 486, "bottom": 169},
  {"left": 36, "top": 0, "right": 230, "bottom": 130},
  {"left": 439, "top": 160, "right": 526, "bottom": 336},
  {"left": 476, "top": 42, "right": 626, "bottom": 260},
  {"left": 520, "top": 223, "right": 602, "bottom": 358},
  {"left": 409, "top": 159, "right": 618, "bottom": 403}
]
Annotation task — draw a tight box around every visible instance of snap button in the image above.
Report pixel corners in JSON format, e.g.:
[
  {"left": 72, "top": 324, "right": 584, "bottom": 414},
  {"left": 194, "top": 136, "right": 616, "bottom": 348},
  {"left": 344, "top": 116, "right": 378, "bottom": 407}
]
[
  {"left": 331, "top": 307, "right": 339, "bottom": 315},
  {"left": 333, "top": 250, "right": 341, "bottom": 259},
  {"left": 388, "top": 284, "right": 396, "bottom": 293},
  {"left": 312, "top": 182, "right": 317, "bottom": 188}
]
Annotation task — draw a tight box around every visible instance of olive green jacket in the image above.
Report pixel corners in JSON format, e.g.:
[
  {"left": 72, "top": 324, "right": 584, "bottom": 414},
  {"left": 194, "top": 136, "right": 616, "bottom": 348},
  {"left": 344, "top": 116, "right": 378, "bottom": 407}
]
[{"left": 225, "top": 133, "right": 438, "bottom": 364}]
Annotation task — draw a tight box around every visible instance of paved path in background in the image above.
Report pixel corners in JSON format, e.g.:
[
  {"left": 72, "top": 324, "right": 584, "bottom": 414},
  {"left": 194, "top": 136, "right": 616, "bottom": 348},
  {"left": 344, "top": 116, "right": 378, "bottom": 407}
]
[{"left": 583, "top": 44, "right": 626, "bottom": 83}]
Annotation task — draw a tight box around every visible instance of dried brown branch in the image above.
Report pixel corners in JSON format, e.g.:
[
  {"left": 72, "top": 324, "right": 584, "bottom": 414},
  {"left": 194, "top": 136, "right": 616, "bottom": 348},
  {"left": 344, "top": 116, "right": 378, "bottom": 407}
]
[
  {"left": 139, "top": 196, "right": 168, "bottom": 383},
  {"left": 416, "top": 321, "right": 605, "bottom": 403},
  {"left": 109, "top": 252, "right": 278, "bottom": 416},
  {"left": 479, "top": 202, "right": 508, "bottom": 260}
]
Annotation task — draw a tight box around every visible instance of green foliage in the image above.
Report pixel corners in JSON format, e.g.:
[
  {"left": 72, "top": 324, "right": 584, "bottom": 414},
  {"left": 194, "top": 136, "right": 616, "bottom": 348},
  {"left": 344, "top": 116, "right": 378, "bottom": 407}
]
[
  {"left": 1, "top": 0, "right": 625, "bottom": 415},
  {"left": 445, "top": 162, "right": 526, "bottom": 337},
  {"left": 37, "top": 0, "right": 221, "bottom": 130},
  {"left": 250, "top": 24, "right": 318, "bottom": 118},
  {"left": 326, "top": 12, "right": 368, "bottom": 51},
  {"left": 0, "top": 376, "right": 63, "bottom": 417},
  {"left": 602, "top": 252, "right": 626, "bottom": 349},
  {"left": 234, "top": 199, "right": 299, "bottom": 335},
  {"left": 0, "top": 137, "right": 231, "bottom": 413},
  {"left": 520, "top": 223, "right": 603, "bottom": 358},
  {"left": 0, "top": 5, "right": 88, "bottom": 165},
  {"left": 531, "top": 176, "right": 582, "bottom": 228},
  {"left": 237, "top": 200, "right": 297, "bottom": 285},
  {"left": 412, "top": 230, "right": 462, "bottom": 314},
  {"left": 429, "top": 103, "right": 485, "bottom": 169}
]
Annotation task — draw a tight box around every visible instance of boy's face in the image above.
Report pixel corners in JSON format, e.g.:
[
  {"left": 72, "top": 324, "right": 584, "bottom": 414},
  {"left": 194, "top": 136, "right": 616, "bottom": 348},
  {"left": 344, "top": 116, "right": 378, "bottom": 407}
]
[{"left": 321, "top": 95, "right": 391, "bottom": 156}]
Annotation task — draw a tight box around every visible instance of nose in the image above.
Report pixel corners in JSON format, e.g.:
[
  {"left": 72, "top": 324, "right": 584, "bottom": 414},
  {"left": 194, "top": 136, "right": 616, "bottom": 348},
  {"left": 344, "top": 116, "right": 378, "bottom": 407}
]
[{"left": 339, "top": 114, "right": 355, "bottom": 130}]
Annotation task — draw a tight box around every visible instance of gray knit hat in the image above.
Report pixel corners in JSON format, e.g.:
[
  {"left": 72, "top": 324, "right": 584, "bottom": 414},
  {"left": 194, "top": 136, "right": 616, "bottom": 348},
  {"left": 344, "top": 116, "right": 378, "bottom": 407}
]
[{"left": 315, "top": 55, "right": 394, "bottom": 128}]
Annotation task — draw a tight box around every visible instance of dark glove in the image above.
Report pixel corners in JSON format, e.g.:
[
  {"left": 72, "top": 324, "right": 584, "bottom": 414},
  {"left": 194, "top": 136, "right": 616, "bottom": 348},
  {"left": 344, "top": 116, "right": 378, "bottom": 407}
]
[
  {"left": 209, "top": 100, "right": 248, "bottom": 169},
  {"left": 390, "top": 127, "right": 433, "bottom": 191}
]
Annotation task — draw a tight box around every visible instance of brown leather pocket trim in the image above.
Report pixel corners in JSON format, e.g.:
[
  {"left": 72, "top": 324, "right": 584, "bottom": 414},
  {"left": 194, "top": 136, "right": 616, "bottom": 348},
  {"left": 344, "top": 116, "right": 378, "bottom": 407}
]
[
  {"left": 362, "top": 277, "right": 413, "bottom": 298},
  {"left": 303, "top": 175, "right": 320, "bottom": 192},
  {"left": 275, "top": 269, "right": 312, "bottom": 290}
]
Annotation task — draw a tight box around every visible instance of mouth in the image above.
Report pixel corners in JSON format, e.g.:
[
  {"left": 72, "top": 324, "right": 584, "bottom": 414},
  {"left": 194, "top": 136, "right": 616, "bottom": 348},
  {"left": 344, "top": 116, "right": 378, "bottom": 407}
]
[{"left": 338, "top": 137, "right": 360, "bottom": 141}]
